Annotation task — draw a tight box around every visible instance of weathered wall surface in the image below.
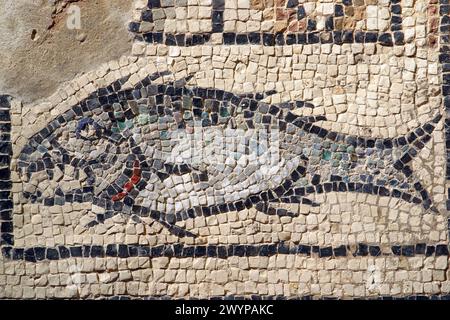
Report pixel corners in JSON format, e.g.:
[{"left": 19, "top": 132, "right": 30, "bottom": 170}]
[
  {"left": 0, "top": 0, "right": 133, "bottom": 103},
  {"left": 1, "top": 0, "right": 450, "bottom": 299}
]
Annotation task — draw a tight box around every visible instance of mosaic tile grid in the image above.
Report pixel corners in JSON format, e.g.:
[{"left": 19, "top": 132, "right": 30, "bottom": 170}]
[{"left": 1, "top": 0, "right": 450, "bottom": 299}]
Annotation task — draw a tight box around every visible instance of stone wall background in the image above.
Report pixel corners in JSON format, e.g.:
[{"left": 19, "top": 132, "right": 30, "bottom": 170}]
[{"left": 0, "top": 0, "right": 132, "bottom": 103}]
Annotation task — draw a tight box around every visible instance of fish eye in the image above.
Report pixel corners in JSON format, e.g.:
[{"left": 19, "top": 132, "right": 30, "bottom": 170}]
[{"left": 75, "top": 118, "right": 105, "bottom": 141}]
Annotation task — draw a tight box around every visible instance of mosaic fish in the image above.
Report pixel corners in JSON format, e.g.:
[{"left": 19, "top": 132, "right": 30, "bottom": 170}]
[{"left": 17, "top": 72, "right": 442, "bottom": 237}]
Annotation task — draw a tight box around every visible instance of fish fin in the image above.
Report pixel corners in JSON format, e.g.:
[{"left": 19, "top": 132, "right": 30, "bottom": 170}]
[
  {"left": 285, "top": 111, "right": 327, "bottom": 125},
  {"left": 393, "top": 113, "right": 442, "bottom": 168},
  {"left": 268, "top": 196, "right": 320, "bottom": 207},
  {"left": 302, "top": 115, "right": 327, "bottom": 123},
  {"left": 158, "top": 220, "right": 197, "bottom": 238},
  {"left": 238, "top": 90, "right": 277, "bottom": 101},
  {"left": 429, "top": 205, "right": 439, "bottom": 213},
  {"left": 133, "top": 70, "right": 173, "bottom": 90},
  {"left": 85, "top": 220, "right": 99, "bottom": 228},
  {"left": 85, "top": 211, "right": 141, "bottom": 229},
  {"left": 110, "top": 74, "right": 132, "bottom": 92},
  {"left": 387, "top": 114, "right": 441, "bottom": 212},
  {"left": 85, "top": 212, "right": 114, "bottom": 228},
  {"left": 174, "top": 74, "right": 195, "bottom": 87},
  {"left": 276, "top": 100, "right": 316, "bottom": 110},
  {"left": 255, "top": 202, "right": 300, "bottom": 217},
  {"left": 412, "top": 179, "right": 438, "bottom": 212}
]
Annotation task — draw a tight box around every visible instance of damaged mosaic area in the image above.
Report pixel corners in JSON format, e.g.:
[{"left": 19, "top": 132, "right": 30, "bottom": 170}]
[{"left": 1, "top": 0, "right": 450, "bottom": 299}]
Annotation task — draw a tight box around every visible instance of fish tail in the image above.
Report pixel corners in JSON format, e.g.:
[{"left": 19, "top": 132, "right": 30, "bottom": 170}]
[
  {"left": 389, "top": 112, "right": 442, "bottom": 211},
  {"left": 392, "top": 112, "right": 441, "bottom": 170}
]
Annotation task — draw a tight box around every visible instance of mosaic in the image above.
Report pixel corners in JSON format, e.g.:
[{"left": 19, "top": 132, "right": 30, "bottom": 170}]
[
  {"left": 1, "top": 0, "right": 450, "bottom": 299},
  {"left": 130, "top": 0, "right": 407, "bottom": 45},
  {"left": 13, "top": 71, "right": 443, "bottom": 240}
]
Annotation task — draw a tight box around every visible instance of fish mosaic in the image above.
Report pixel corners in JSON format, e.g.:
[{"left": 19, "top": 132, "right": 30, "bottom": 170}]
[
  {"left": 16, "top": 71, "right": 442, "bottom": 238},
  {"left": 1, "top": 0, "right": 450, "bottom": 301}
]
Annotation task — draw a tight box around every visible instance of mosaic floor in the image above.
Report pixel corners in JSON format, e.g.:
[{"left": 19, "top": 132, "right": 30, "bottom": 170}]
[{"left": 1, "top": 0, "right": 450, "bottom": 299}]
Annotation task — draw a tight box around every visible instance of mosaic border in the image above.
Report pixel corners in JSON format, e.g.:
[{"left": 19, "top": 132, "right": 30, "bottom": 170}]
[
  {"left": 130, "top": 0, "right": 406, "bottom": 47},
  {"left": 1, "top": 242, "right": 449, "bottom": 262},
  {"left": 442, "top": 0, "right": 450, "bottom": 212},
  {"left": 0, "top": 95, "right": 12, "bottom": 249},
  {"left": 441, "top": 0, "right": 450, "bottom": 255}
]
